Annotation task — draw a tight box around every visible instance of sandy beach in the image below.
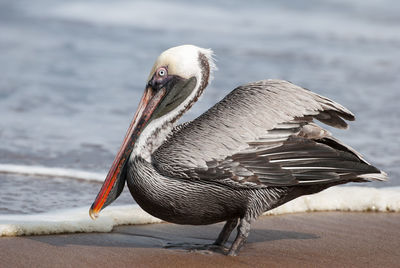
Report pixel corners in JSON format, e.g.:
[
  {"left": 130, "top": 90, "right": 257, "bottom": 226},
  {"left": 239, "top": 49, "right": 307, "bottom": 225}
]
[{"left": 1, "top": 212, "right": 399, "bottom": 267}]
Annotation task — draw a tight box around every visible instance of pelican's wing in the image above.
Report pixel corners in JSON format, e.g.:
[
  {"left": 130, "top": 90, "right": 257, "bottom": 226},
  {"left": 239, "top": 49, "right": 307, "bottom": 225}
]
[{"left": 152, "top": 79, "right": 386, "bottom": 186}]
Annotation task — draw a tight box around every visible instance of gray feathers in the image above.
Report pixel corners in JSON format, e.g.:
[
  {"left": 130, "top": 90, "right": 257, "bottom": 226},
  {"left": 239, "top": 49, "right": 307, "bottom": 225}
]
[{"left": 152, "top": 79, "right": 386, "bottom": 186}]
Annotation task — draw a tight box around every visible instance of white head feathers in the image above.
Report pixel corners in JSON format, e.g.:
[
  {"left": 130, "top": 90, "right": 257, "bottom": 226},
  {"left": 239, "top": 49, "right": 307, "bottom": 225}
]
[{"left": 148, "top": 45, "right": 216, "bottom": 82}]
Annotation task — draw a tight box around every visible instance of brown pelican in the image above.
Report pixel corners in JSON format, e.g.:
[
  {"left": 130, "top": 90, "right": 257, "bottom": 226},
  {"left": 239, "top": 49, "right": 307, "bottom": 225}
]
[{"left": 89, "top": 45, "right": 386, "bottom": 256}]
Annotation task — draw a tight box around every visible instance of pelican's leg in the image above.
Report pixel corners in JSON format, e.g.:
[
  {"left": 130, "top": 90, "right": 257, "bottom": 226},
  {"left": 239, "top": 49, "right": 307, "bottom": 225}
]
[
  {"left": 213, "top": 218, "right": 239, "bottom": 246},
  {"left": 227, "top": 217, "right": 253, "bottom": 256}
]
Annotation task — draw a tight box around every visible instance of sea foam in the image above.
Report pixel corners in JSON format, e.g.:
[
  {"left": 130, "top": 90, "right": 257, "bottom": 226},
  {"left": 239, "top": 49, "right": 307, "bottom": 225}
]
[
  {"left": 0, "top": 164, "right": 105, "bottom": 182},
  {"left": 0, "top": 186, "right": 399, "bottom": 237},
  {"left": 0, "top": 205, "right": 162, "bottom": 237}
]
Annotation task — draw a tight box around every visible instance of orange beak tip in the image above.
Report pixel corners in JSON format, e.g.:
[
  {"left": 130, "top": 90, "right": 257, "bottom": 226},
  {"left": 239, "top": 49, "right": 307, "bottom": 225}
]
[{"left": 89, "top": 208, "right": 99, "bottom": 220}]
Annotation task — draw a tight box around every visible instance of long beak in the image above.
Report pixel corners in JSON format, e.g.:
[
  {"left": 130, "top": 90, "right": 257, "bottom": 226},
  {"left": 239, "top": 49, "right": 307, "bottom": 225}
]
[{"left": 89, "top": 86, "right": 166, "bottom": 219}]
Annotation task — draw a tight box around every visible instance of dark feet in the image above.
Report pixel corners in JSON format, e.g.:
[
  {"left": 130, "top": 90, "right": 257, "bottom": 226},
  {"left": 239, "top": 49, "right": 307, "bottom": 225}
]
[
  {"left": 164, "top": 217, "right": 252, "bottom": 256},
  {"left": 164, "top": 242, "right": 228, "bottom": 255}
]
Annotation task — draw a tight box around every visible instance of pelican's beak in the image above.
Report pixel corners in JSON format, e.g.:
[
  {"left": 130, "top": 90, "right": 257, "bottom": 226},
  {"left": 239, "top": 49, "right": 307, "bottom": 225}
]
[{"left": 89, "top": 86, "right": 166, "bottom": 219}]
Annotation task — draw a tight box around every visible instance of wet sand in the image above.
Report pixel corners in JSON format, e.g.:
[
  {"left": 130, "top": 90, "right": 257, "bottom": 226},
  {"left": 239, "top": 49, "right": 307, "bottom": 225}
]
[{"left": 1, "top": 212, "right": 399, "bottom": 267}]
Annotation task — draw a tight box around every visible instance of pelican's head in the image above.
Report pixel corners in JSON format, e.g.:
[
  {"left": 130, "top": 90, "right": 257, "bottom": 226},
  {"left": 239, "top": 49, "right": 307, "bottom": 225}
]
[
  {"left": 89, "top": 45, "right": 215, "bottom": 219},
  {"left": 144, "top": 45, "right": 215, "bottom": 121}
]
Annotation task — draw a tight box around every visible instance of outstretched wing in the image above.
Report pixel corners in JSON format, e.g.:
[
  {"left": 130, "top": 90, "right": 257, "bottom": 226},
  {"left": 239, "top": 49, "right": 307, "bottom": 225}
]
[{"left": 152, "top": 79, "right": 386, "bottom": 186}]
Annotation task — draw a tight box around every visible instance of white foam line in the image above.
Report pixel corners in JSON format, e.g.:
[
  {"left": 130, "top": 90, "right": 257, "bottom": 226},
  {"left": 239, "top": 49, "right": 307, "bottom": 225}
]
[
  {"left": 0, "top": 205, "right": 162, "bottom": 237},
  {"left": 265, "top": 186, "right": 400, "bottom": 215},
  {"left": 0, "top": 186, "right": 399, "bottom": 237},
  {"left": 0, "top": 164, "right": 106, "bottom": 182}
]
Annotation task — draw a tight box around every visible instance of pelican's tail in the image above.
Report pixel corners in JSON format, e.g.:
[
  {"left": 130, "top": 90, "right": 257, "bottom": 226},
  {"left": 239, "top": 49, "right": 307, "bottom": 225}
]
[{"left": 357, "top": 170, "right": 388, "bottom": 182}]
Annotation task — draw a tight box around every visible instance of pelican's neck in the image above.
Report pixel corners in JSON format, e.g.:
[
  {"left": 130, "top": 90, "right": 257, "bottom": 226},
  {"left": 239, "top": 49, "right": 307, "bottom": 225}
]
[
  {"left": 131, "top": 51, "right": 213, "bottom": 162},
  {"left": 131, "top": 82, "right": 203, "bottom": 162},
  {"left": 131, "top": 116, "right": 175, "bottom": 162}
]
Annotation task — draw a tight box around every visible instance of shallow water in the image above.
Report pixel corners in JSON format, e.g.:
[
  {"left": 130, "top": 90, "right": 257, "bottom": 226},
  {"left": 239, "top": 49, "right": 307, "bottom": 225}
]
[
  {"left": 0, "top": 172, "right": 134, "bottom": 215},
  {"left": 0, "top": 0, "right": 399, "bottom": 221}
]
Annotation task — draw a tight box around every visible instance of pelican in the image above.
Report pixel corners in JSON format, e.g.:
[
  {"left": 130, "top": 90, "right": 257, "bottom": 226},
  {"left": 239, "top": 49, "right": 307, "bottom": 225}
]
[{"left": 89, "top": 45, "right": 386, "bottom": 256}]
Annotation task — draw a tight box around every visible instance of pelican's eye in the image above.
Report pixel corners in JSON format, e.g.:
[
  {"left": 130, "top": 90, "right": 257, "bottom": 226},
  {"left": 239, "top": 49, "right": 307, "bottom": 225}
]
[
  {"left": 157, "top": 67, "right": 167, "bottom": 78},
  {"left": 149, "top": 66, "right": 170, "bottom": 90}
]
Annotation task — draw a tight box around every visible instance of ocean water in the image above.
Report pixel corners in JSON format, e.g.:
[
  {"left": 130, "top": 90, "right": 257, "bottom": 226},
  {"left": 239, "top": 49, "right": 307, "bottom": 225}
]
[{"left": 0, "top": 0, "right": 399, "bottom": 236}]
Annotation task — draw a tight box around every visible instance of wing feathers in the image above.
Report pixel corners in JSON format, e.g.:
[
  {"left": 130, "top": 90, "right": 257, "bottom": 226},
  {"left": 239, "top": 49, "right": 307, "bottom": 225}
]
[
  {"left": 153, "top": 79, "right": 386, "bottom": 187},
  {"left": 219, "top": 135, "right": 381, "bottom": 186}
]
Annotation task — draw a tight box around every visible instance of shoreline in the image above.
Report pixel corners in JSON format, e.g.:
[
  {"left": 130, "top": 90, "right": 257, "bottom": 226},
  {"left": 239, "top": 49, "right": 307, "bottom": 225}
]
[{"left": 1, "top": 212, "right": 399, "bottom": 267}]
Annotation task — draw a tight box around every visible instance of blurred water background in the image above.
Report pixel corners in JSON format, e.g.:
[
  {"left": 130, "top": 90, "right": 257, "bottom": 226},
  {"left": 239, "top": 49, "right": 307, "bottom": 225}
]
[{"left": 0, "top": 0, "right": 399, "bottom": 216}]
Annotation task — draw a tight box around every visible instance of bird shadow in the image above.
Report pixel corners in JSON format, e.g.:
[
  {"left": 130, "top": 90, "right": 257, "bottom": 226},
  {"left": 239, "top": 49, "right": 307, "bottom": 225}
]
[{"left": 25, "top": 222, "right": 319, "bottom": 253}]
